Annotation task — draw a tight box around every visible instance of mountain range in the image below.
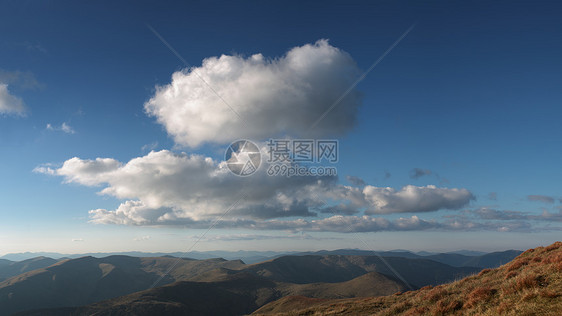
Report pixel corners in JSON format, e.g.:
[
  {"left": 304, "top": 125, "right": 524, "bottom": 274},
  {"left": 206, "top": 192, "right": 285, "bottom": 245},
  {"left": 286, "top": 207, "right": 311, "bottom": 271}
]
[
  {"left": 0, "top": 248, "right": 520, "bottom": 266},
  {"left": 0, "top": 247, "right": 526, "bottom": 315}
]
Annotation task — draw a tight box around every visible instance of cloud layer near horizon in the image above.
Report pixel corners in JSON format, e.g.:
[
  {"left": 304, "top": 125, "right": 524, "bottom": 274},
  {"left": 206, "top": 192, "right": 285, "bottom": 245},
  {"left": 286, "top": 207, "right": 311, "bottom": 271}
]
[
  {"left": 35, "top": 149, "right": 475, "bottom": 230},
  {"left": 144, "top": 39, "right": 362, "bottom": 147}
]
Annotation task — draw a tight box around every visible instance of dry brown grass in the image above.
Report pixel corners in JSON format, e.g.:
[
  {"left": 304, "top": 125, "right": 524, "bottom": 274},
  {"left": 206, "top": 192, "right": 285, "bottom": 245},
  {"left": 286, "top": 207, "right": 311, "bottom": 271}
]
[
  {"left": 539, "top": 289, "right": 560, "bottom": 298},
  {"left": 403, "top": 306, "right": 428, "bottom": 316},
  {"left": 545, "top": 243, "right": 560, "bottom": 252},
  {"left": 504, "top": 271, "right": 518, "bottom": 279},
  {"left": 435, "top": 299, "right": 463, "bottom": 313},
  {"left": 253, "top": 241, "right": 562, "bottom": 316},
  {"left": 507, "top": 257, "right": 530, "bottom": 271},
  {"left": 466, "top": 287, "right": 496, "bottom": 307},
  {"left": 424, "top": 286, "right": 448, "bottom": 302},
  {"left": 515, "top": 274, "right": 540, "bottom": 291},
  {"left": 478, "top": 268, "right": 492, "bottom": 276},
  {"left": 545, "top": 253, "right": 561, "bottom": 262}
]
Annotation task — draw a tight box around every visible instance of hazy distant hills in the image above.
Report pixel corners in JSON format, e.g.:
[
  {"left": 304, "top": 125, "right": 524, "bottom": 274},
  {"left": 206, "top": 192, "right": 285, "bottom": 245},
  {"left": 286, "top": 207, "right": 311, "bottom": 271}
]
[
  {"left": 0, "top": 248, "right": 519, "bottom": 266},
  {"left": 294, "top": 249, "right": 522, "bottom": 269},
  {"left": 0, "top": 256, "right": 244, "bottom": 316},
  {"left": 0, "top": 250, "right": 292, "bottom": 264},
  {"left": 22, "top": 273, "right": 279, "bottom": 316},
  {"left": 24, "top": 271, "right": 409, "bottom": 316},
  {"left": 253, "top": 242, "right": 562, "bottom": 315},
  {"left": 0, "top": 257, "right": 59, "bottom": 282},
  {"left": 240, "top": 255, "right": 479, "bottom": 287},
  {"left": 0, "top": 248, "right": 525, "bottom": 316}
]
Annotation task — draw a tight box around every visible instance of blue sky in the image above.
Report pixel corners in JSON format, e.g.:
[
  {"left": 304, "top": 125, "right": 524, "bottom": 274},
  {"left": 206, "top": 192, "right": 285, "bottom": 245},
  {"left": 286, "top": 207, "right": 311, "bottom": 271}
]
[{"left": 0, "top": 1, "right": 561, "bottom": 255}]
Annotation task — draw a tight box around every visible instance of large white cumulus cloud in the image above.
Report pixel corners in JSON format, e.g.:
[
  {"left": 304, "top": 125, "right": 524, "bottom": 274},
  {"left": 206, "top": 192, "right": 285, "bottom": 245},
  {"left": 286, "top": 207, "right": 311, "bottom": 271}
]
[{"left": 144, "top": 39, "right": 362, "bottom": 147}]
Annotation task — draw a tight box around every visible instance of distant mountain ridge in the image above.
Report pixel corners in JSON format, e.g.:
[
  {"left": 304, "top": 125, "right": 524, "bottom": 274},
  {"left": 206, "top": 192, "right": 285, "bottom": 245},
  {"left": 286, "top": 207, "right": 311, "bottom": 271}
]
[
  {"left": 0, "top": 250, "right": 296, "bottom": 264},
  {"left": 0, "top": 257, "right": 59, "bottom": 282},
  {"left": 293, "top": 249, "right": 522, "bottom": 269},
  {"left": 1, "top": 248, "right": 520, "bottom": 267}
]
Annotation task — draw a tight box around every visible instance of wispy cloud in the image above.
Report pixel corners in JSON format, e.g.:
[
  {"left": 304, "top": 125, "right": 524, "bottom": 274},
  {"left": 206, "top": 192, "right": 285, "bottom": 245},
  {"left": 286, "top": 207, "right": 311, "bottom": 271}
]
[
  {"left": 346, "top": 175, "right": 365, "bottom": 186},
  {"left": 141, "top": 141, "right": 158, "bottom": 152},
  {"left": 134, "top": 235, "right": 151, "bottom": 241},
  {"left": 409, "top": 168, "right": 432, "bottom": 179},
  {"left": 527, "top": 195, "right": 555, "bottom": 204},
  {"left": 3, "top": 41, "right": 48, "bottom": 55},
  {"left": 188, "top": 233, "right": 319, "bottom": 242},
  {"left": 0, "top": 84, "right": 27, "bottom": 116},
  {"left": 46, "top": 122, "right": 75, "bottom": 134},
  {"left": 463, "top": 207, "right": 562, "bottom": 222},
  {"left": 0, "top": 69, "right": 43, "bottom": 90},
  {"left": 383, "top": 170, "right": 391, "bottom": 179}
]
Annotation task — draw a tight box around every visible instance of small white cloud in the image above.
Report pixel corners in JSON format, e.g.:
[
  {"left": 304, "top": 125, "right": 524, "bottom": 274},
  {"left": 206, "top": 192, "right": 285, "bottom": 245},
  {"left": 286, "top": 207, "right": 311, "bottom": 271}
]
[
  {"left": 188, "top": 233, "right": 318, "bottom": 242},
  {"left": 362, "top": 185, "right": 474, "bottom": 214},
  {"left": 0, "top": 84, "right": 27, "bottom": 116},
  {"left": 61, "top": 122, "right": 75, "bottom": 134},
  {"left": 141, "top": 141, "right": 158, "bottom": 152},
  {"left": 33, "top": 166, "right": 56, "bottom": 175},
  {"left": 46, "top": 122, "right": 75, "bottom": 134},
  {"left": 133, "top": 235, "right": 151, "bottom": 241},
  {"left": 72, "top": 238, "right": 84, "bottom": 242}
]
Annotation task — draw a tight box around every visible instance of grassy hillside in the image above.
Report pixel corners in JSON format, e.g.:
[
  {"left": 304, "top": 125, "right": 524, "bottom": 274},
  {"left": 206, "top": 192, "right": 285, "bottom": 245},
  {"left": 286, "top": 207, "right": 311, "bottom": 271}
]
[{"left": 252, "top": 241, "right": 562, "bottom": 315}]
